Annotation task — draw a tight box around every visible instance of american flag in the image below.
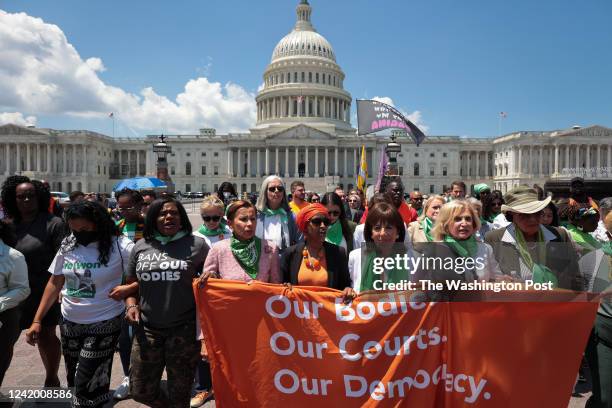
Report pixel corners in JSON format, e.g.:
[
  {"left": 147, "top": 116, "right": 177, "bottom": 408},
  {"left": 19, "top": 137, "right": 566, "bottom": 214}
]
[{"left": 499, "top": 111, "right": 507, "bottom": 118}]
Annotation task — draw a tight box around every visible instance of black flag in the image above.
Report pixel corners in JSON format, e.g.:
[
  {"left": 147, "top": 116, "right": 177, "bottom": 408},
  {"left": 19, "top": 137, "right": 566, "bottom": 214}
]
[{"left": 356, "top": 99, "right": 426, "bottom": 146}]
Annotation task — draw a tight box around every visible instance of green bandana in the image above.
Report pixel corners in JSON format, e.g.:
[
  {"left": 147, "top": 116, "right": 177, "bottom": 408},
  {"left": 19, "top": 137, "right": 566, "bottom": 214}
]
[
  {"left": 325, "top": 221, "right": 344, "bottom": 246},
  {"left": 154, "top": 230, "right": 188, "bottom": 245},
  {"left": 485, "top": 214, "right": 497, "bottom": 223},
  {"left": 198, "top": 221, "right": 227, "bottom": 237},
  {"left": 566, "top": 224, "right": 612, "bottom": 255},
  {"left": 262, "top": 207, "right": 288, "bottom": 223},
  {"left": 360, "top": 247, "right": 404, "bottom": 292},
  {"left": 421, "top": 217, "right": 434, "bottom": 242},
  {"left": 514, "top": 227, "right": 558, "bottom": 287},
  {"left": 444, "top": 235, "right": 478, "bottom": 258},
  {"left": 230, "top": 236, "right": 262, "bottom": 279}
]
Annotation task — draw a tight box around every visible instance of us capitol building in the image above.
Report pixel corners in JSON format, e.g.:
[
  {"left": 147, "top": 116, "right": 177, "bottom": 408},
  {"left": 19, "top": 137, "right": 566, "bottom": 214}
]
[{"left": 1, "top": 0, "right": 611, "bottom": 195}]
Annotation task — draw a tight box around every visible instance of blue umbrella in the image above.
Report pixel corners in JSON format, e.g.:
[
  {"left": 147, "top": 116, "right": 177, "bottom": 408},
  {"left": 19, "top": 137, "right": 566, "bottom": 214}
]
[{"left": 113, "top": 177, "right": 167, "bottom": 192}]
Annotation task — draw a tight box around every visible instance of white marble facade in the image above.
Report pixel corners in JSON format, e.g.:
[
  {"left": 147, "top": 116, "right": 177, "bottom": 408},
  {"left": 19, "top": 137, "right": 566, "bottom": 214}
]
[{"left": 1, "top": 1, "right": 611, "bottom": 194}]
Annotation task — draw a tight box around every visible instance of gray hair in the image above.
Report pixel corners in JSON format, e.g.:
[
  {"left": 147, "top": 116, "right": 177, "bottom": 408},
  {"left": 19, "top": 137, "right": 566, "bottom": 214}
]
[
  {"left": 599, "top": 197, "right": 612, "bottom": 218},
  {"left": 256, "top": 175, "right": 289, "bottom": 212}
]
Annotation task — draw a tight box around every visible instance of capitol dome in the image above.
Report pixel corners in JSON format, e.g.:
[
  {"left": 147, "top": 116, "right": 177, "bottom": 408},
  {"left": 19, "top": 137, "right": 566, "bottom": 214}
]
[
  {"left": 256, "top": 0, "right": 352, "bottom": 130},
  {"left": 272, "top": 30, "right": 336, "bottom": 62}
]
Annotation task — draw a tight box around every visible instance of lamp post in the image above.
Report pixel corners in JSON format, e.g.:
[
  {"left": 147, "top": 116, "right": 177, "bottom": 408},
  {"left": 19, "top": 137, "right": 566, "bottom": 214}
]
[
  {"left": 385, "top": 132, "right": 401, "bottom": 176},
  {"left": 153, "top": 134, "right": 175, "bottom": 193}
]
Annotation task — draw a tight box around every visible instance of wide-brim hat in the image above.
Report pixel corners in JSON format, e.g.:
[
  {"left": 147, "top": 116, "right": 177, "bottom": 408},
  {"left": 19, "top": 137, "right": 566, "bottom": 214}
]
[{"left": 501, "top": 186, "right": 551, "bottom": 214}]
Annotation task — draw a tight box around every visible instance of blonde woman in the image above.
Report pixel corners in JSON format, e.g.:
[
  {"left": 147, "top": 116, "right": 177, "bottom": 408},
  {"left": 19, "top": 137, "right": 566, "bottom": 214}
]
[
  {"left": 407, "top": 195, "right": 445, "bottom": 252},
  {"left": 193, "top": 196, "right": 231, "bottom": 248},
  {"left": 417, "top": 200, "right": 501, "bottom": 284}
]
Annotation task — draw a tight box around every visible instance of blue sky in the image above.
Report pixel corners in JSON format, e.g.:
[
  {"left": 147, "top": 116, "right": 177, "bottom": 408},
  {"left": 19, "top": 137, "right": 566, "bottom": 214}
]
[{"left": 1, "top": 0, "right": 611, "bottom": 138}]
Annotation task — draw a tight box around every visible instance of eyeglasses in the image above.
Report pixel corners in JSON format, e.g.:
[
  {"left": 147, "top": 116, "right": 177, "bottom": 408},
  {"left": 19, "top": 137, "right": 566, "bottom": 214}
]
[
  {"left": 202, "top": 215, "right": 221, "bottom": 222},
  {"left": 117, "top": 207, "right": 135, "bottom": 212},
  {"left": 311, "top": 198, "right": 320, "bottom": 203},
  {"left": 310, "top": 218, "right": 331, "bottom": 226},
  {"left": 328, "top": 210, "right": 341, "bottom": 217},
  {"left": 268, "top": 186, "right": 284, "bottom": 193}
]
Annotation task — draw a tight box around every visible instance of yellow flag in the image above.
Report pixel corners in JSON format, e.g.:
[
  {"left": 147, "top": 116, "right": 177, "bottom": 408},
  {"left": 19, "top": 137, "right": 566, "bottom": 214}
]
[{"left": 357, "top": 145, "right": 368, "bottom": 191}]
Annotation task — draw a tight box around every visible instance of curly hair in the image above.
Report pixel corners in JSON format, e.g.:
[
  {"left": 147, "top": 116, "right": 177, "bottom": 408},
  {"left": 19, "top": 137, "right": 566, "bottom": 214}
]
[
  {"left": 0, "top": 176, "right": 51, "bottom": 222},
  {"left": 143, "top": 197, "right": 192, "bottom": 241},
  {"left": 62, "top": 200, "right": 119, "bottom": 265}
]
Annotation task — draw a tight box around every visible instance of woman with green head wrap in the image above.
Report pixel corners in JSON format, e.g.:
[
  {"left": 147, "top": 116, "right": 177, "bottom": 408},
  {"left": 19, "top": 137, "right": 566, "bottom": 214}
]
[{"left": 473, "top": 183, "right": 491, "bottom": 201}]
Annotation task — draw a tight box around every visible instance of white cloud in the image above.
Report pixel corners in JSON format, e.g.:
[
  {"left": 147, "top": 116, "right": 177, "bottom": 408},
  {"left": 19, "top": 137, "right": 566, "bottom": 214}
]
[
  {"left": 0, "top": 10, "right": 256, "bottom": 133},
  {"left": 372, "top": 96, "right": 429, "bottom": 133},
  {"left": 0, "top": 111, "right": 37, "bottom": 126}
]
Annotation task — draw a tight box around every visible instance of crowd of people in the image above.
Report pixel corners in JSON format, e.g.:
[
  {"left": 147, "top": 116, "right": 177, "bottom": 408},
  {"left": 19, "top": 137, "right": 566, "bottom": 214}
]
[{"left": 0, "top": 174, "right": 611, "bottom": 407}]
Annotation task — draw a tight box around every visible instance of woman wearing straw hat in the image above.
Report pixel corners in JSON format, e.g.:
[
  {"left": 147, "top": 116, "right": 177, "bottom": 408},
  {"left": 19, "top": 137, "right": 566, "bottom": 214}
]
[{"left": 484, "top": 186, "right": 583, "bottom": 290}]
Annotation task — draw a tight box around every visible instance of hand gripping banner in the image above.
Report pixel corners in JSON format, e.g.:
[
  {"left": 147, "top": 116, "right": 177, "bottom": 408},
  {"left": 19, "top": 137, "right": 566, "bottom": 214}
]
[{"left": 194, "top": 280, "right": 597, "bottom": 407}]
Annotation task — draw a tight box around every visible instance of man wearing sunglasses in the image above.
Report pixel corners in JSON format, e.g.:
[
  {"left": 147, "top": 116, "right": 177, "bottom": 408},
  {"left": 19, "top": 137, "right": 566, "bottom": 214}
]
[{"left": 409, "top": 191, "right": 424, "bottom": 217}]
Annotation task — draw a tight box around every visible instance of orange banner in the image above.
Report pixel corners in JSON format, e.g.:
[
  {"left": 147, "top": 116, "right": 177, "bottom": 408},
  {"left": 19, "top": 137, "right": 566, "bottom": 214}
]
[{"left": 194, "top": 280, "right": 598, "bottom": 407}]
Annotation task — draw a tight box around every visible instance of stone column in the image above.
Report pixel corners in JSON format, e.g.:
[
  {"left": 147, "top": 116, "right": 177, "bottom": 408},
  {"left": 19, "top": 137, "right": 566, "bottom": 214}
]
[
  {"left": 564, "top": 145, "right": 569, "bottom": 172},
  {"left": 597, "top": 145, "right": 601, "bottom": 175},
  {"left": 607, "top": 145, "right": 611, "bottom": 170},
  {"left": 305, "top": 148, "right": 309, "bottom": 177},
  {"left": 315, "top": 148, "right": 319, "bottom": 177},
  {"left": 334, "top": 147, "right": 338, "bottom": 176},
  {"left": 475, "top": 151, "right": 480, "bottom": 178},
  {"left": 294, "top": 147, "right": 299, "bottom": 176},
  {"left": 353, "top": 148, "right": 357, "bottom": 177},
  {"left": 26, "top": 144, "right": 31, "bottom": 171},
  {"left": 227, "top": 150, "right": 232, "bottom": 176},
  {"left": 5, "top": 144, "right": 10, "bottom": 175},
  {"left": 586, "top": 145, "right": 591, "bottom": 172},
  {"left": 575, "top": 145, "right": 580, "bottom": 169},
  {"left": 343, "top": 148, "right": 347, "bottom": 177},
  {"left": 284, "top": 147, "right": 289, "bottom": 177},
  {"left": 265, "top": 147, "right": 270, "bottom": 175},
  {"left": 47, "top": 143, "right": 52, "bottom": 174},
  {"left": 465, "top": 152, "right": 471, "bottom": 178},
  {"left": 324, "top": 147, "right": 329, "bottom": 176},
  {"left": 72, "top": 145, "right": 77, "bottom": 176},
  {"left": 256, "top": 149, "right": 261, "bottom": 177},
  {"left": 485, "top": 151, "right": 489, "bottom": 177},
  {"left": 517, "top": 147, "right": 522, "bottom": 176},
  {"left": 554, "top": 145, "right": 560, "bottom": 175},
  {"left": 247, "top": 148, "right": 251, "bottom": 177},
  {"left": 538, "top": 147, "right": 543, "bottom": 176},
  {"left": 275, "top": 147, "right": 279, "bottom": 175}
]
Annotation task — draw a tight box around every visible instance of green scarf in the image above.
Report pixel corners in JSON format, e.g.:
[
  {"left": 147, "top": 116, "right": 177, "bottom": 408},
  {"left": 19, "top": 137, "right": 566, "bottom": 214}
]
[
  {"left": 514, "top": 227, "right": 558, "bottom": 287},
  {"left": 325, "top": 221, "right": 344, "bottom": 246},
  {"left": 416, "top": 208, "right": 423, "bottom": 217},
  {"left": 360, "top": 247, "right": 404, "bottom": 292},
  {"left": 230, "top": 236, "right": 262, "bottom": 279},
  {"left": 444, "top": 235, "right": 478, "bottom": 258},
  {"left": 154, "top": 230, "right": 188, "bottom": 245},
  {"left": 485, "top": 213, "right": 497, "bottom": 223},
  {"left": 262, "top": 207, "right": 288, "bottom": 223},
  {"left": 421, "top": 217, "right": 433, "bottom": 242},
  {"left": 198, "top": 221, "right": 227, "bottom": 237},
  {"left": 566, "top": 224, "right": 612, "bottom": 255}
]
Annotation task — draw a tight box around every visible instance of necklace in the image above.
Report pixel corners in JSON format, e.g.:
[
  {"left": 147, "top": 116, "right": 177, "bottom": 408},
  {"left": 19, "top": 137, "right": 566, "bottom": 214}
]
[{"left": 302, "top": 246, "right": 323, "bottom": 270}]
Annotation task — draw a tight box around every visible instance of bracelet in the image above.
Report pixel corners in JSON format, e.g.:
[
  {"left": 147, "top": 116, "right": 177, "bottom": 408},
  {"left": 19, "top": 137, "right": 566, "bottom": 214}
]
[{"left": 32, "top": 321, "right": 41, "bottom": 325}]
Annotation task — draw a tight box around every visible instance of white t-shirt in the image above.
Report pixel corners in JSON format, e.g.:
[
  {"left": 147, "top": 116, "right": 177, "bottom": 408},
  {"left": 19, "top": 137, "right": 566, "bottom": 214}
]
[{"left": 49, "top": 235, "right": 134, "bottom": 324}]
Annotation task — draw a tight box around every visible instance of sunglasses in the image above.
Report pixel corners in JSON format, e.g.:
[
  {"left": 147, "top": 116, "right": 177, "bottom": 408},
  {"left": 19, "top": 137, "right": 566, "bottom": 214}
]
[
  {"left": 328, "top": 210, "right": 341, "bottom": 217},
  {"left": 348, "top": 199, "right": 359, "bottom": 203},
  {"left": 310, "top": 217, "right": 331, "bottom": 226},
  {"left": 311, "top": 198, "right": 320, "bottom": 203},
  {"left": 268, "top": 186, "right": 284, "bottom": 193},
  {"left": 202, "top": 215, "right": 222, "bottom": 222},
  {"left": 117, "top": 207, "right": 135, "bottom": 212}
]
